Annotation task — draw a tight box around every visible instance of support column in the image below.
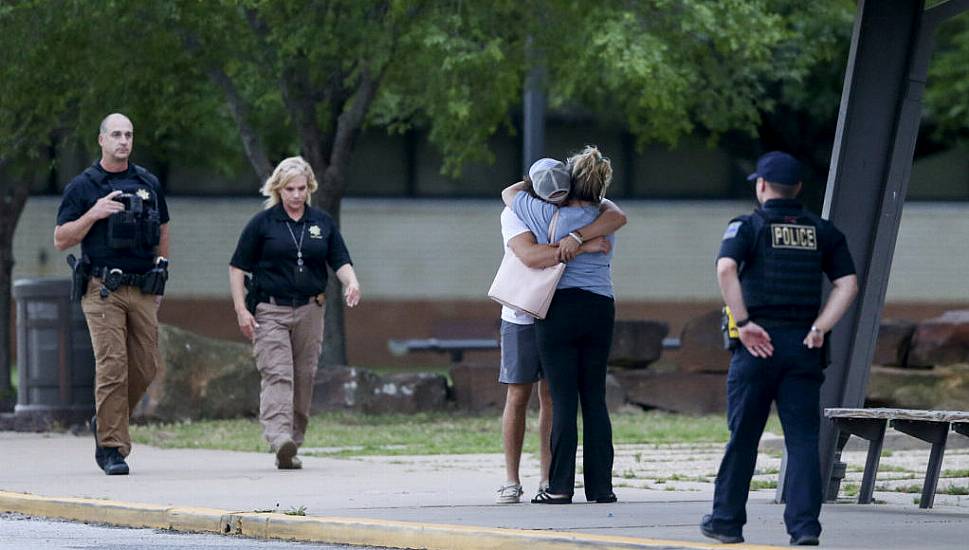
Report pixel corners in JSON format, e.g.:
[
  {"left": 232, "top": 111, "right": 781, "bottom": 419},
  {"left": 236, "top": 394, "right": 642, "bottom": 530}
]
[{"left": 815, "top": 0, "right": 969, "bottom": 501}]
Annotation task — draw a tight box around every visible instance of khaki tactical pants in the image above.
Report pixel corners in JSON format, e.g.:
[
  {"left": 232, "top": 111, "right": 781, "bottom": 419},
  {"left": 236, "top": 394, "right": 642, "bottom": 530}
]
[
  {"left": 253, "top": 301, "right": 325, "bottom": 449},
  {"left": 81, "top": 279, "right": 160, "bottom": 457}
]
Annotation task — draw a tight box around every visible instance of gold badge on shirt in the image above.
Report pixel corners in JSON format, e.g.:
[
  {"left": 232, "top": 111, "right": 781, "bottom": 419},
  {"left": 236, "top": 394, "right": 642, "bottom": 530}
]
[
  {"left": 136, "top": 188, "right": 151, "bottom": 201},
  {"left": 309, "top": 224, "right": 322, "bottom": 239}
]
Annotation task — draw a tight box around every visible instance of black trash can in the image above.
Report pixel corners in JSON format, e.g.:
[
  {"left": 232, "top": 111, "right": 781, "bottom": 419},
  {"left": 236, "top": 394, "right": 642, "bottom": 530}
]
[{"left": 13, "top": 277, "right": 95, "bottom": 428}]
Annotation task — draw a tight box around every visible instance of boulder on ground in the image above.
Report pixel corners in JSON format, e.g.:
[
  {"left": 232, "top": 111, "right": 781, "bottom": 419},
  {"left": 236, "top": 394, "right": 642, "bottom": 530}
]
[
  {"left": 608, "top": 320, "right": 669, "bottom": 368},
  {"left": 134, "top": 324, "right": 260, "bottom": 422},
  {"left": 311, "top": 366, "right": 380, "bottom": 412},
  {"left": 676, "top": 310, "right": 731, "bottom": 373},
  {"left": 364, "top": 372, "right": 449, "bottom": 414},
  {"left": 450, "top": 362, "right": 503, "bottom": 412},
  {"left": 908, "top": 310, "right": 969, "bottom": 367},
  {"left": 866, "top": 364, "right": 969, "bottom": 409},
  {"left": 613, "top": 370, "right": 727, "bottom": 415},
  {"left": 872, "top": 319, "right": 917, "bottom": 367}
]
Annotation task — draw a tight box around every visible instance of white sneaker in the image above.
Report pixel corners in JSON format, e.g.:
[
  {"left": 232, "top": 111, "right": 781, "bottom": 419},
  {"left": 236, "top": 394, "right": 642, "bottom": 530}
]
[{"left": 496, "top": 483, "right": 524, "bottom": 504}]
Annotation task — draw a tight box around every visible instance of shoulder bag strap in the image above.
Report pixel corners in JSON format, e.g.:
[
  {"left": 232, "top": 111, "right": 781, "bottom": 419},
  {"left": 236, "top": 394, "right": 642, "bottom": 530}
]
[{"left": 547, "top": 209, "right": 560, "bottom": 245}]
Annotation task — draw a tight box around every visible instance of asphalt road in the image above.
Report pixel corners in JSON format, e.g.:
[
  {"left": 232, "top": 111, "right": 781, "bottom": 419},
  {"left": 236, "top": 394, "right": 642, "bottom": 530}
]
[{"left": 0, "top": 513, "right": 381, "bottom": 550}]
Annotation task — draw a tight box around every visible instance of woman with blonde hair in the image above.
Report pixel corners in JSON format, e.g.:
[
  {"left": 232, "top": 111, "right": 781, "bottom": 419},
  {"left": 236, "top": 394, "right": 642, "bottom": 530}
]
[
  {"left": 501, "top": 146, "right": 624, "bottom": 504},
  {"left": 229, "top": 156, "right": 361, "bottom": 469}
]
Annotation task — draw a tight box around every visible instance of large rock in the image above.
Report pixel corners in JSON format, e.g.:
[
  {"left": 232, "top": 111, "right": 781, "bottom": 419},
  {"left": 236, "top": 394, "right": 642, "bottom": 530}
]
[
  {"left": 450, "top": 362, "right": 503, "bottom": 412},
  {"left": 872, "top": 319, "right": 917, "bottom": 367},
  {"left": 867, "top": 364, "right": 969, "bottom": 409},
  {"left": 311, "top": 366, "right": 381, "bottom": 412},
  {"left": 363, "top": 372, "right": 449, "bottom": 414},
  {"left": 613, "top": 370, "right": 727, "bottom": 415},
  {"left": 604, "top": 373, "right": 626, "bottom": 411},
  {"left": 908, "top": 311, "right": 969, "bottom": 367},
  {"left": 608, "top": 320, "right": 669, "bottom": 368},
  {"left": 676, "top": 310, "right": 731, "bottom": 373},
  {"left": 134, "top": 324, "right": 260, "bottom": 422}
]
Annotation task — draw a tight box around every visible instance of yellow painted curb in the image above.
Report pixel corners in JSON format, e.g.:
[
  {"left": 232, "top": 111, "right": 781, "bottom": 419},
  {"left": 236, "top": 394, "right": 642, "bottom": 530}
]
[{"left": 0, "top": 490, "right": 787, "bottom": 550}]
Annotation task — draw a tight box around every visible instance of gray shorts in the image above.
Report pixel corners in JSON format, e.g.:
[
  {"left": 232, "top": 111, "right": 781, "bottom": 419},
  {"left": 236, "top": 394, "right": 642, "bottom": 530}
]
[{"left": 499, "top": 320, "right": 543, "bottom": 384}]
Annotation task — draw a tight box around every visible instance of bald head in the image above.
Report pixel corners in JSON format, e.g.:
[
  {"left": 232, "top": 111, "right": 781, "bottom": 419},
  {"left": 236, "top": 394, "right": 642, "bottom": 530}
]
[
  {"left": 99, "top": 113, "right": 132, "bottom": 135},
  {"left": 98, "top": 113, "right": 134, "bottom": 168}
]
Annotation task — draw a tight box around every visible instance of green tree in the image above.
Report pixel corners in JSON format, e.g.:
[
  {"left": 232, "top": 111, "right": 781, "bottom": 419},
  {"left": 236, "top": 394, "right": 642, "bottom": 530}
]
[
  {"left": 0, "top": 1, "right": 93, "bottom": 410},
  {"left": 115, "top": 0, "right": 803, "bottom": 366},
  {"left": 4, "top": 0, "right": 864, "bottom": 372}
]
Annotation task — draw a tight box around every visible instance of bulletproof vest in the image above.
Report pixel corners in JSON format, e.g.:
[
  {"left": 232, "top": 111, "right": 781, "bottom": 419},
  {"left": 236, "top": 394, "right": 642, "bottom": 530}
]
[
  {"left": 739, "top": 207, "right": 823, "bottom": 323},
  {"left": 83, "top": 165, "right": 162, "bottom": 250}
]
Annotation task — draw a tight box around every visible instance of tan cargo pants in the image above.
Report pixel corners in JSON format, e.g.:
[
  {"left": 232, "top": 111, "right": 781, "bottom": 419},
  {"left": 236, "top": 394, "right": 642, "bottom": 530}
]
[
  {"left": 81, "top": 279, "right": 159, "bottom": 457},
  {"left": 253, "top": 301, "right": 325, "bottom": 449}
]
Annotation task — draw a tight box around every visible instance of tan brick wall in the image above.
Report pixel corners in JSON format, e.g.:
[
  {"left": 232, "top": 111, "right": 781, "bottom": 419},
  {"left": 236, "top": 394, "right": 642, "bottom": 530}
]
[{"left": 18, "top": 197, "right": 969, "bottom": 302}]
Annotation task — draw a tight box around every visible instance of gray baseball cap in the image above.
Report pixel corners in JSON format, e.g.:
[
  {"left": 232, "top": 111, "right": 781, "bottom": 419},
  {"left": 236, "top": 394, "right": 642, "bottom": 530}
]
[{"left": 528, "top": 158, "right": 570, "bottom": 204}]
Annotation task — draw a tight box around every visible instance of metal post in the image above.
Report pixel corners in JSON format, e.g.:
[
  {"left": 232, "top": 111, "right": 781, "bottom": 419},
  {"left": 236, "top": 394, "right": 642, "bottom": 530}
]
[
  {"left": 522, "top": 38, "right": 546, "bottom": 169},
  {"left": 816, "top": 0, "right": 969, "bottom": 501}
]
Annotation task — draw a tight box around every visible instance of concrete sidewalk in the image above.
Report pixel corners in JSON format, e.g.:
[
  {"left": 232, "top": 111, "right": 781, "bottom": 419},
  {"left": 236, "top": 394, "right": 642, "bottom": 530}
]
[{"left": 1, "top": 432, "right": 968, "bottom": 549}]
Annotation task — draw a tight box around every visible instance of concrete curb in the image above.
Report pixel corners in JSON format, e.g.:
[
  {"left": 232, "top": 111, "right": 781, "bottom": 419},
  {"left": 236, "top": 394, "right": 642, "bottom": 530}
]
[{"left": 0, "top": 490, "right": 787, "bottom": 550}]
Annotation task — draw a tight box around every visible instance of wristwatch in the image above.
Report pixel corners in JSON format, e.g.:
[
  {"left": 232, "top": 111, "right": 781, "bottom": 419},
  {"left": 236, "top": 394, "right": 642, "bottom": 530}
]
[{"left": 735, "top": 318, "right": 750, "bottom": 328}]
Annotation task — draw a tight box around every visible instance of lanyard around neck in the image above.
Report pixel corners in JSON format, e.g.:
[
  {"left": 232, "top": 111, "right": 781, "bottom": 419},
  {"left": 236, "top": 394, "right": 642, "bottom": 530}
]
[{"left": 285, "top": 221, "right": 305, "bottom": 266}]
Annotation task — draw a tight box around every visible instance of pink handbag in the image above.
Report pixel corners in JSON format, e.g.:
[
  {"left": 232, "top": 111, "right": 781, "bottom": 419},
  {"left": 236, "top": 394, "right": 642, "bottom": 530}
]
[{"left": 487, "top": 210, "right": 564, "bottom": 319}]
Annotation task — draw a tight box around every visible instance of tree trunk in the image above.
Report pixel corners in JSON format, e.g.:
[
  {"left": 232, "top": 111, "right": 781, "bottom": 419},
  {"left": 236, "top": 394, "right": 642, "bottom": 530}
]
[
  {"left": 0, "top": 181, "right": 29, "bottom": 411},
  {"left": 316, "top": 169, "right": 347, "bottom": 368}
]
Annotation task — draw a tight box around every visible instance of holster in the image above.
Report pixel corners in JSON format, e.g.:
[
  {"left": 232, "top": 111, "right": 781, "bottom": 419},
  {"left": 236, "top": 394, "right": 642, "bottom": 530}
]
[
  {"left": 67, "top": 254, "right": 91, "bottom": 303},
  {"left": 244, "top": 275, "right": 260, "bottom": 316},
  {"left": 140, "top": 258, "right": 169, "bottom": 296},
  {"left": 721, "top": 306, "right": 740, "bottom": 351}
]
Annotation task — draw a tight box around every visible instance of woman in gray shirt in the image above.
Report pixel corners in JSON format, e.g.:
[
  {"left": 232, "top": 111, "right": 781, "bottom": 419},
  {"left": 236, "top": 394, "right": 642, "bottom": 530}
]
[{"left": 501, "top": 146, "right": 623, "bottom": 504}]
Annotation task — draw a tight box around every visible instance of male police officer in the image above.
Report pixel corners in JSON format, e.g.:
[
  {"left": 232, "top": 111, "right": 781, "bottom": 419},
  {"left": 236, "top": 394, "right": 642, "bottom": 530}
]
[
  {"left": 54, "top": 113, "right": 170, "bottom": 475},
  {"left": 701, "top": 152, "right": 858, "bottom": 546}
]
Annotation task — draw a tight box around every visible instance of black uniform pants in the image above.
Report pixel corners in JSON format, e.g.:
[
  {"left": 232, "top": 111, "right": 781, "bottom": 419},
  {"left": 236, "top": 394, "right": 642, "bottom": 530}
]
[
  {"left": 709, "top": 325, "right": 825, "bottom": 539},
  {"left": 535, "top": 288, "right": 615, "bottom": 499}
]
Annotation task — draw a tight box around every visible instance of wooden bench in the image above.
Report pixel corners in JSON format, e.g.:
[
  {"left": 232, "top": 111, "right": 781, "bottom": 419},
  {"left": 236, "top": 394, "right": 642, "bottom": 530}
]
[{"left": 824, "top": 407, "right": 969, "bottom": 508}]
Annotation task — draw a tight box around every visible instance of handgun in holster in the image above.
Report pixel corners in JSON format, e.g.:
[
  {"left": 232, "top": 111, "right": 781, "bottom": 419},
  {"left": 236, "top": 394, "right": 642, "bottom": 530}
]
[
  {"left": 243, "top": 274, "right": 260, "bottom": 316},
  {"left": 66, "top": 254, "right": 91, "bottom": 303},
  {"left": 721, "top": 306, "right": 740, "bottom": 351},
  {"left": 140, "top": 257, "right": 169, "bottom": 296}
]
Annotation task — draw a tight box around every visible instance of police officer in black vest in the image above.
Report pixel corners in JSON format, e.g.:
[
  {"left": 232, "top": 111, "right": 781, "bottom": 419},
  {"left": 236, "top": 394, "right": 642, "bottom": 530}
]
[
  {"left": 54, "top": 113, "right": 170, "bottom": 475},
  {"left": 701, "top": 152, "right": 858, "bottom": 546}
]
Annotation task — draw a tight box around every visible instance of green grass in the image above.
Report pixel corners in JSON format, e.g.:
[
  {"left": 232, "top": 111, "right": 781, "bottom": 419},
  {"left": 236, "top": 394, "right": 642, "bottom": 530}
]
[
  {"left": 131, "top": 410, "right": 741, "bottom": 457},
  {"left": 9, "top": 364, "right": 16, "bottom": 391},
  {"left": 941, "top": 486, "right": 969, "bottom": 496},
  {"left": 942, "top": 469, "right": 969, "bottom": 478},
  {"left": 842, "top": 483, "right": 860, "bottom": 497},
  {"left": 749, "top": 479, "right": 778, "bottom": 490}
]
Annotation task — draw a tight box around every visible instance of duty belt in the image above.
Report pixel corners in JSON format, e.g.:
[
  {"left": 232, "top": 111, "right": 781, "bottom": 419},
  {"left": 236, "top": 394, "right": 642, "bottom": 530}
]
[
  {"left": 91, "top": 266, "right": 148, "bottom": 287},
  {"left": 263, "top": 294, "right": 324, "bottom": 308}
]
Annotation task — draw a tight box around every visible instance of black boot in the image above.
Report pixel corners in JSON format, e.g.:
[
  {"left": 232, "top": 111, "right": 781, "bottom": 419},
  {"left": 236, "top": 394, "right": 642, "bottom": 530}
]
[
  {"left": 90, "top": 415, "right": 106, "bottom": 471},
  {"left": 102, "top": 447, "right": 129, "bottom": 476}
]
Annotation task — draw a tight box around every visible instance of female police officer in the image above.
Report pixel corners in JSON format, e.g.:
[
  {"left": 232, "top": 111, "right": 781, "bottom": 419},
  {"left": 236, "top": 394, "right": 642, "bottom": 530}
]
[{"left": 229, "top": 156, "right": 361, "bottom": 470}]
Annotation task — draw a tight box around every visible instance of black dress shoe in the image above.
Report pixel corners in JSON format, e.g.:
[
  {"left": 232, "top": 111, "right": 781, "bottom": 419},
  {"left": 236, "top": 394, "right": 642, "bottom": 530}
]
[
  {"left": 531, "top": 490, "right": 572, "bottom": 504},
  {"left": 790, "top": 534, "right": 820, "bottom": 546},
  {"left": 589, "top": 492, "right": 617, "bottom": 503},
  {"left": 91, "top": 416, "right": 106, "bottom": 471},
  {"left": 102, "top": 448, "right": 129, "bottom": 476},
  {"left": 700, "top": 515, "right": 744, "bottom": 544}
]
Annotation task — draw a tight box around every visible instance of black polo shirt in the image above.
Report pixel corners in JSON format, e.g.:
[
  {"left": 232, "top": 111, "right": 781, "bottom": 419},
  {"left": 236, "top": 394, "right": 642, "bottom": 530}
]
[
  {"left": 56, "top": 162, "right": 170, "bottom": 274},
  {"left": 718, "top": 198, "right": 856, "bottom": 280},
  {"left": 230, "top": 203, "right": 352, "bottom": 299}
]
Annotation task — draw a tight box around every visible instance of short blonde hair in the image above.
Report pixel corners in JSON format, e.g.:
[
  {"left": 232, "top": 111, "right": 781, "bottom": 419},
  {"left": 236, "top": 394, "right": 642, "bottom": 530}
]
[
  {"left": 567, "top": 145, "right": 612, "bottom": 203},
  {"left": 260, "top": 156, "right": 319, "bottom": 209}
]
